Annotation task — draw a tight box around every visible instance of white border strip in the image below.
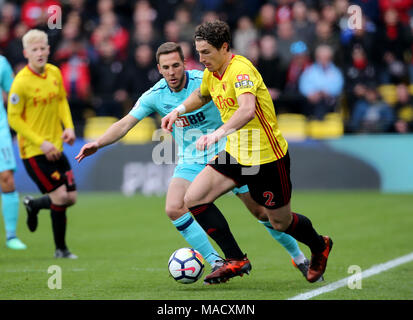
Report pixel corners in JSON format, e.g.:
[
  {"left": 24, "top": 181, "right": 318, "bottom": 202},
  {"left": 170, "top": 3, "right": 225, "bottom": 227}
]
[{"left": 288, "top": 251, "right": 413, "bottom": 300}]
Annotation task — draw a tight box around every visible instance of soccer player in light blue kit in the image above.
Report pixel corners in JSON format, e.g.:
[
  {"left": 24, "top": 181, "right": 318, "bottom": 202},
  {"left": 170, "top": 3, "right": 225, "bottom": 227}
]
[
  {"left": 0, "top": 55, "right": 26, "bottom": 250},
  {"left": 76, "top": 42, "right": 310, "bottom": 278}
]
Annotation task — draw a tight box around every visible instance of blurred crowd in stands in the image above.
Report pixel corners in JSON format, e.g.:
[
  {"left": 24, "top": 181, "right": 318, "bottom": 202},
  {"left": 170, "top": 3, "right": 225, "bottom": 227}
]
[{"left": 1, "top": 0, "right": 413, "bottom": 136}]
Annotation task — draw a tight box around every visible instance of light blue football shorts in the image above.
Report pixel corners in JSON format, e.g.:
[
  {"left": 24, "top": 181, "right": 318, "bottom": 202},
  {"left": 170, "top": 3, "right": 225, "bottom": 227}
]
[
  {"left": 0, "top": 128, "right": 16, "bottom": 172},
  {"left": 172, "top": 163, "right": 249, "bottom": 195}
]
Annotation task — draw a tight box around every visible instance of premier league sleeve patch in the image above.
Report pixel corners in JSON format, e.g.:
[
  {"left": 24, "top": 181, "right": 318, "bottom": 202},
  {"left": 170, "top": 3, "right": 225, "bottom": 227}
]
[
  {"left": 10, "top": 93, "right": 20, "bottom": 104},
  {"left": 235, "top": 74, "right": 254, "bottom": 89}
]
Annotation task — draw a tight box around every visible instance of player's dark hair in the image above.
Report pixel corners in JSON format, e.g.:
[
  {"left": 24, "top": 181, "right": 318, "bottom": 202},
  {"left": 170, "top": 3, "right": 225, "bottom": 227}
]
[
  {"left": 156, "top": 42, "right": 185, "bottom": 63},
  {"left": 194, "top": 20, "right": 231, "bottom": 51}
]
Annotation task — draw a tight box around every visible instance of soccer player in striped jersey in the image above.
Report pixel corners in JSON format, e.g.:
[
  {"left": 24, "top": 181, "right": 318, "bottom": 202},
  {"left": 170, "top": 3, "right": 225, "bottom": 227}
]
[
  {"left": 162, "top": 21, "right": 333, "bottom": 284},
  {"left": 8, "top": 29, "right": 78, "bottom": 259},
  {"left": 76, "top": 42, "right": 311, "bottom": 279},
  {"left": 0, "top": 55, "right": 26, "bottom": 250}
]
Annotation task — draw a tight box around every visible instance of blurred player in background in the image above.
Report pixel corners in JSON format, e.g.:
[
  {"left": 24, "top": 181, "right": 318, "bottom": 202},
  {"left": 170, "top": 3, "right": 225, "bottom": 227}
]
[
  {"left": 8, "top": 29, "right": 78, "bottom": 259},
  {"left": 162, "top": 21, "right": 333, "bottom": 284},
  {"left": 0, "top": 55, "right": 26, "bottom": 250},
  {"left": 76, "top": 42, "right": 311, "bottom": 282}
]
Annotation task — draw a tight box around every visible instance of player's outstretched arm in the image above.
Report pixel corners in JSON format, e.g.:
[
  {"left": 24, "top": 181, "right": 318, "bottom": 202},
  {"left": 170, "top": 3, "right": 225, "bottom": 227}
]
[
  {"left": 75, "top": 115, "right": 138, "bottom": 163},
  {"left": 161, "top": 88, "right": 211, "bottom": 132}
]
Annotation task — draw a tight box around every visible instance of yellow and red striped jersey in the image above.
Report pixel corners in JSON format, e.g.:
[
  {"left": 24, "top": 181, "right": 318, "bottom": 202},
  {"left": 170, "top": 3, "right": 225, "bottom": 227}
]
[
  {"left": 200, "top": 54, "right": 288, "bottom": 165},
  {"left": 8, "top": 63, "right": 74, "bottom": 159}
]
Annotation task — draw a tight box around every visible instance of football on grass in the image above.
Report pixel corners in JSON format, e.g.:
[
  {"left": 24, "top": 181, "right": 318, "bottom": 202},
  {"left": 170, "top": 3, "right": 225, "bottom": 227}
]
[{"left": 168, "top": 248, "right": 205, "bottom": 284}]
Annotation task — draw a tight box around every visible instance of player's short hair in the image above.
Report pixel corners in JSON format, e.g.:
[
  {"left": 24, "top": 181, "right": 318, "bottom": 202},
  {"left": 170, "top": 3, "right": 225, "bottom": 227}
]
[
  {"left": 156, "top": 42, "right": 185, "bottom": 64},
  {"left": 22, "top": 29, "right": 48, "bottom": 49},
  {"left": 194, "top": 20, "right": 231, "bottom": 51}
]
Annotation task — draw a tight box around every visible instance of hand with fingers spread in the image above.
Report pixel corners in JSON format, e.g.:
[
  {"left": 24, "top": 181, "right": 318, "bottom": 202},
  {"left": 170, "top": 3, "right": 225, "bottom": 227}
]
[{"left": 75, "top": 141, "right": 99, "bottom": 163}]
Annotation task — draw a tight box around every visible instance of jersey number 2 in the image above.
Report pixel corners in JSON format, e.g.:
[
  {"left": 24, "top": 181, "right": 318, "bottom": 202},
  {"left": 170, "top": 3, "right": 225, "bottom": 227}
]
[{"left": 263, "top": 191, "right": 275, "bottom": 206}]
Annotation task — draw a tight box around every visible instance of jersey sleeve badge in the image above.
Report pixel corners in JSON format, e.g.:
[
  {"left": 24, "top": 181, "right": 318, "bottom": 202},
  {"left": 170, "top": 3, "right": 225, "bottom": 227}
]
[{"left": 10, "top": 93, "right": 20, "bottom": 104}]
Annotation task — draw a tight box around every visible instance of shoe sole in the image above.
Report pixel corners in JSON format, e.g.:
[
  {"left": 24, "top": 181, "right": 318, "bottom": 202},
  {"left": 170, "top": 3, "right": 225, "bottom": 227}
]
[{"left": 204, "top": 262, "right": 252, "bottom": 285}]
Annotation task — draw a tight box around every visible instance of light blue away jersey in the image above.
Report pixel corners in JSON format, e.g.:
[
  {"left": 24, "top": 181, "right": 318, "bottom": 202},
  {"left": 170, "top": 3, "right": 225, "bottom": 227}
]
[
  {"left": 0, "top": 55, "right": 14, "bottom": 133},
  {"left": 129, "top": 70, "right": 225, "bottom": 164}
]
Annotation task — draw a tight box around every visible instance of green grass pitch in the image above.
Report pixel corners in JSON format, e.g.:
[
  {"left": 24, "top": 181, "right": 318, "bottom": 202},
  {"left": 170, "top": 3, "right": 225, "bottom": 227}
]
[{"left": 0, "top": 191, "right": 412, "bottom": 300}]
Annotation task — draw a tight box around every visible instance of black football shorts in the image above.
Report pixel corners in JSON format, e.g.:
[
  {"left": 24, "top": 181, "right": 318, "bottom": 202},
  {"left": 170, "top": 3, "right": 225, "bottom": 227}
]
[
  {"left": 23, "top": 153, "right": 76, "bottom": 194},
  {"left": 208, "top": 150, "right": 292, "bottom": 209}
]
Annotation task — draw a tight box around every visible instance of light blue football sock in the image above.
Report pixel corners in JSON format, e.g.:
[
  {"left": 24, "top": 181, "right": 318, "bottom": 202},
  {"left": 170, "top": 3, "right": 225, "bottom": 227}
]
[
  {"left": 259, "top": 220, "right": 302, "bottom": 259},
  {"left": 1, "top": 191, "right": 20, "bottom": 240},
  {"left": 172, "top": 212, "right": 220, "bottom": 267}
]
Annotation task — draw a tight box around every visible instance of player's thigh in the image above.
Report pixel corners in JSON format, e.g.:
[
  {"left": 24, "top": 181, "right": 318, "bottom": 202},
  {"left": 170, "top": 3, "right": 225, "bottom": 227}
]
[
  {"left": 49, "top": 184, "right": 71, "bottom": 205},
  {"left": 66, "top": 190, "right": 77, "bottom": 206},
  {"left": 0, "top": 169, "right": 16, "bottom": 192},
  {"left": 184, "top": 165, "right": 236, "bottom": 207},
  {"left": 236, "top": 191, "right": 268, "bottom": 221},
  {"left": 165, "top": 177, "right": 192, "bottom": 220}
]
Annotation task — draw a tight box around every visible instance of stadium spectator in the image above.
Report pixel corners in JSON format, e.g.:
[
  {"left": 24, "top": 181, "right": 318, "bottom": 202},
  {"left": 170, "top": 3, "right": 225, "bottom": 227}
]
[
  {"left": 348, "top": 85, "right": 395, "bottom": 133},
  {"left": 291, "top": 1, "right": 316, "bottom": 46},
  {"left": 344, "top": 45, "right": 377, "bottom": 113},
  {"left": 90, "top": 40, "right": 124, "bottom": 118},
  {"left": 256, "top": 3, "right": 277, "bottom": 36},
  {"left": 275, "top": 21, "right": 298, "bottom": 69},
  {"left": 275, "top": 0, "right": 293, "bottom": 24},
  {"left": 115, "top": 44, "right": 160, "bottom": 115},
  {"left": 90, "top": 11, "right": 129, "bottom": 61},
  {"left": 233, "top": 16, "right": 258, "bottom": 57},
  {"left": 256, "top": 35, "right": 285, "bottom": 103},
  {"left": 312, "top": 20, "right": 342, "bottom": 66},
  {"left": 163, "top": 20, "right": 181, "bottom": 43},
  {"left": 175, "top": 5, "right": 197, "bottom": 44},
  {"left": 379, "top": 0, "right": 413, "bottom": 25},
  {"left": 376, "top": 8, "right": 411, "bottom": 84},
  {"left": 129, "top": 21, "right": 161, "bottom": 54},
  {"left": 4, "top": 23, "right": 28, "bottom": 72},
  {"left": 59, "top": 36, "right": 92, "bottom": 137},
  {"left": 299, "top": 44, "right": 344, "bottom": 119},
  {"left": 179, "top": 40, "right": 203, "bottom": 71},
  {"left": 280, "top": 40, "right": 311, "bottom": 114},
  {"left": 340, "top": 14, "right": 378, "bottom": 66},
  {"left": 394, "top": 83, "right": 413, "bottom": 133},
  {"left": 1, "top": 2, "right": 18, "bottom": 29}
]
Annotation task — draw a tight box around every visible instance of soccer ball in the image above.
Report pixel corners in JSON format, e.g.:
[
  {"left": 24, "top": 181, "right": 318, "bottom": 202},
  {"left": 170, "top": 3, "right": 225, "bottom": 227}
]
[{"left": 168, "top": 248, "right": 205, "bottom": 284}]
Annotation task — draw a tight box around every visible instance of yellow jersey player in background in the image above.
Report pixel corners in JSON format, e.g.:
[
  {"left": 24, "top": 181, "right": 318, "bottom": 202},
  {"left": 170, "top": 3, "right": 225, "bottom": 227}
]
[
  {"left": 162, "top": 20, "right": 332, "bottom": 284},
  {"left": 8, "top": 29, "right": 78, "bottom": 259}
]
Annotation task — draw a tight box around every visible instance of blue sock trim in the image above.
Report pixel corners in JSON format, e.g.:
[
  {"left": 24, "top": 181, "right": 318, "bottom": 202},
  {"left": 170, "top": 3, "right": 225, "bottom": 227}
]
[
  {"left": 176, "top": 217, "right": 194, "bottom": 231},
  {"left": 171, "top": 212, "right": 192, "bottom": 227}
]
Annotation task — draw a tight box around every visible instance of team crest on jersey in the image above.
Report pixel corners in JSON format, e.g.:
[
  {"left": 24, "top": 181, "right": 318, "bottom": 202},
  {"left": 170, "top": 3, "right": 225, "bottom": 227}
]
[
  {"left": 235, "top": 74, "right": 253, "bottom": 89},
  {"left": 10, "top": 93, "right": 19, "bottom": 104},
  {"left": 51, "top": 171, "right": 61, "bottom": 180}
]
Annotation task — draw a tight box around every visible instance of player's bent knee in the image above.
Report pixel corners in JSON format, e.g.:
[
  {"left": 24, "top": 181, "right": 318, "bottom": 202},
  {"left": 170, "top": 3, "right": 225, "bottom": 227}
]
[
  {"left": 0, "top": 171, "right": 15, "bottom": 192},
  {"left": 165, "top": 206, "right": 186, "bottom": 221},
  {"left": 66, "top": 192, "right": 77, "bottom": 206}
]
